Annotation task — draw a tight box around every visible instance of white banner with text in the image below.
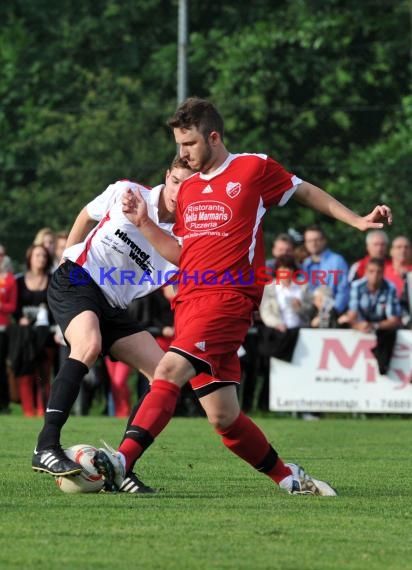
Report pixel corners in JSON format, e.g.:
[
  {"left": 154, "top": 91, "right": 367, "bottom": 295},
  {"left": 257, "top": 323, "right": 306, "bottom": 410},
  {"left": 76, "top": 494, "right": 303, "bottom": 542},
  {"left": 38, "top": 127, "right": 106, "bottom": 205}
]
[{"left": 269, "top": 329, "right": 412, "bottom": 413}]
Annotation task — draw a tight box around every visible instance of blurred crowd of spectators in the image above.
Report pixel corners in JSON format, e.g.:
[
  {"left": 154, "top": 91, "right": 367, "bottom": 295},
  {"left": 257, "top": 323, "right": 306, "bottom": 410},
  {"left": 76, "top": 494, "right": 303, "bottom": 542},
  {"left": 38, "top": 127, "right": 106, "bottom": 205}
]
[
  {"left": 0, "top": 228, "right": 203, "bottom": 419},
  {"left": 1, "top": 225, "right": 411, "bottom": 418},
  {"left": 245, "top": 227, "right": 410, "bottom": 413}
]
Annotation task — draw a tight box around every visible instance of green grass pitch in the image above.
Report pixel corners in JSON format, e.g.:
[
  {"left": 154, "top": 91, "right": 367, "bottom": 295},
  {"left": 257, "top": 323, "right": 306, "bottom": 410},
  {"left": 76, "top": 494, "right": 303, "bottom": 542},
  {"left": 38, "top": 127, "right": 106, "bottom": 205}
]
[{"left": 0, "top": 414, "right": 411, "bottom": 570}]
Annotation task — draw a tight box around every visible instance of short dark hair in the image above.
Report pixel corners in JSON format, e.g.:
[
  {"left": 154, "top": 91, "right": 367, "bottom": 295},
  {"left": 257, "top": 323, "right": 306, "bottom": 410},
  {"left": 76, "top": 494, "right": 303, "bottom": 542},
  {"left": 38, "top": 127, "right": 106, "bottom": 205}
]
[
  {"left": 169, "top": 155, "right": 194, "bottom": 172},
  {"left": 304, "top": 224, "right": 326, "bottom": 238},
  {"left": 168, "top": 97, "right": 224, "bottom": 141},
  {"left": 274, "top": 254, "right": 299, "bottom": 272},
  {"left": 367, "top": 257, "right": 385, "bottom": 270}
]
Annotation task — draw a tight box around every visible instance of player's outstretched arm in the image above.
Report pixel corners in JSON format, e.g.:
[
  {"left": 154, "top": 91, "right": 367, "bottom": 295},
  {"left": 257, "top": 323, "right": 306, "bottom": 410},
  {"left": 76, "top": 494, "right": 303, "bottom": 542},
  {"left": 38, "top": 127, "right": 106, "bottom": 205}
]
[
  {"left": 122, "top": 188, "right": 181, "bottom": 265},
  {"left": 294, "top": 181, "right": 392, "bottom": 231},
  {"left": 65, "top": 207, "right": 97, "bottom": 251}
]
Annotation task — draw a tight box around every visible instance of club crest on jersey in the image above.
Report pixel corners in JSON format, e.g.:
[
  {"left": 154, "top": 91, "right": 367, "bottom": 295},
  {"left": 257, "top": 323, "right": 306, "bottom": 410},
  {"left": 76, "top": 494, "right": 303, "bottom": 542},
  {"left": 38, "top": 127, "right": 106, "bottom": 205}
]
[{"left": 226, "top": 181, "right": 241, "bottom": 198}]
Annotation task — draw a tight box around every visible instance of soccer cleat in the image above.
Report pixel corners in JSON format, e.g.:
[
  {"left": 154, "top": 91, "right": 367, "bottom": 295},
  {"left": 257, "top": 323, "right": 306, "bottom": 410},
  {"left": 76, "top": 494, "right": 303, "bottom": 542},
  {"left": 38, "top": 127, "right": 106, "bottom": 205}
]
[
  {"left": 32, "top": 446, "right": 82, "bottom": 476},
  {"left": 119, "top": 471, "right": 156, "bottom": 494},
  {"left": 93, "top": 440, "right": 125, "bottom": 492},
  {"left": 283, "top": 463, "right": 337, "bottom": 496}
]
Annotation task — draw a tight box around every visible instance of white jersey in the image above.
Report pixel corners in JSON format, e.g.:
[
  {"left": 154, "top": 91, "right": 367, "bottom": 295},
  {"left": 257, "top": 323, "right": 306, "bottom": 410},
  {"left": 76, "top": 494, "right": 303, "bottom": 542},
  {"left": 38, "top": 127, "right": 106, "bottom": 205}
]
[{"left": 63, "top": 180, "right": 177, "bottom": 308}]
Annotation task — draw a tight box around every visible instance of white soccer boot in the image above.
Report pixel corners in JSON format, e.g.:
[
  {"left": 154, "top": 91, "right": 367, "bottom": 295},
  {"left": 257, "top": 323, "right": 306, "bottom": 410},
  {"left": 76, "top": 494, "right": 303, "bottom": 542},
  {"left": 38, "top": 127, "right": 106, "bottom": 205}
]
[
  {"left": 280, "top": 463, "right": 337, "bottom": 496},
  {"left": 93, "top": 440, "right": 126, "bottom": 492}
]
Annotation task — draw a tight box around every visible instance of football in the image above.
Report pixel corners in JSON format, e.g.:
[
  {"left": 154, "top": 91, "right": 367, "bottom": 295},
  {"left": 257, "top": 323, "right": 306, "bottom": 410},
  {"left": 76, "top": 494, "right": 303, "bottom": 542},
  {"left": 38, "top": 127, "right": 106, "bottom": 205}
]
[{"left": 56, "top": 444, "right": 104, "bottom": 493}]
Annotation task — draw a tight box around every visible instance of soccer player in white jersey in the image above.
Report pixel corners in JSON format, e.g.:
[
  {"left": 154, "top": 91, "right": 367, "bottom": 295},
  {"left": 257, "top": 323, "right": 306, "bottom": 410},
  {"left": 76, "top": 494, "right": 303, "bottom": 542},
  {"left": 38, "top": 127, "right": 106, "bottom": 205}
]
[
  {"left": 32, "top": 157, "right": 194, "bottom": 492},
  {"left": 97, "top": 97, "right": 392, "bottom": 496}
]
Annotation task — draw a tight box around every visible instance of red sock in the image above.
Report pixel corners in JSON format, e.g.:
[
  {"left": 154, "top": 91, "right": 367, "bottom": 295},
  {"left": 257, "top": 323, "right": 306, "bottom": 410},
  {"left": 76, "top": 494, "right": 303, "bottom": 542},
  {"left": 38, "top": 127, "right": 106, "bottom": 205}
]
[
  {"left": 267, "top": 458, "right": 292, "bottom": 484},
  {"left": 216, "top": 412, "right": 270, "bottom": 465},
  {"left": 119, "top": 379, "right": 180, "bottom": 471},
  {"left": 216, "top": 412, "right": 292, "bottom": 484},
  {"left": 18, "top": 375, "right": 36, "bottom": 417}
]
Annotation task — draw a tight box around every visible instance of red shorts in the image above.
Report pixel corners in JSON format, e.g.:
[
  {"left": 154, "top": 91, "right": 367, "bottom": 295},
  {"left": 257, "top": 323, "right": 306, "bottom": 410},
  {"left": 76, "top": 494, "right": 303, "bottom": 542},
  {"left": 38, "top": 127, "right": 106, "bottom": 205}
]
[{"left": 169, "top": 292, "right": 253, "bottom": 396}]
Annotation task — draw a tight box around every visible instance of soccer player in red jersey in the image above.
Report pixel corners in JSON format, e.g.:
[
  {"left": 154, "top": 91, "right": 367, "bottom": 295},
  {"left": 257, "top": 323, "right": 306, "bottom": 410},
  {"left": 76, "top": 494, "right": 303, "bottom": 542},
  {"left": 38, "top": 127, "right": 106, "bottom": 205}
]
[{"left": 96, "top": 97, "right": 392, "bottom": 495}]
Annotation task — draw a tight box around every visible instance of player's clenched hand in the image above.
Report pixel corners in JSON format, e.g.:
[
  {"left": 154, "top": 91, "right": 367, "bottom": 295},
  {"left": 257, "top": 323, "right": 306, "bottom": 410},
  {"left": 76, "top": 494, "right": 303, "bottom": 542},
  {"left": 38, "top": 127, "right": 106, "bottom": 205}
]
[
  {"left": 122, "top": 188, "right": 148, "bottom": 227},
  {"left": 355, "top": 204, "right": 393, "bottom": 231}
]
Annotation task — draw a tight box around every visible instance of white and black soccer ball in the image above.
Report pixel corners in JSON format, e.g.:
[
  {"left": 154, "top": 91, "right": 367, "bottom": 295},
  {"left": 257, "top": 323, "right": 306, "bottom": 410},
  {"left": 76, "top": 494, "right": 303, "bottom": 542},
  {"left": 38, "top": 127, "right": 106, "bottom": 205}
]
[{"left": 56, "top": 444, "right": 104, "bottom": 494}]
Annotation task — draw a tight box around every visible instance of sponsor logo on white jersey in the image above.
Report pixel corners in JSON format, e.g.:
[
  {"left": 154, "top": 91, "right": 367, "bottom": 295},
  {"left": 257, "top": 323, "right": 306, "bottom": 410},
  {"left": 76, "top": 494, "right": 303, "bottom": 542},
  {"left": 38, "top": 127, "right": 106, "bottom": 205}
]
[
  {"left": 226, "top": 181, "right": 241, "bottom": 198},
  {"left": 201, "top": 184, "right": 213, "bottom": 194},
  {"left": 194, "top": 341, "right": 206, "bottom": 351}
]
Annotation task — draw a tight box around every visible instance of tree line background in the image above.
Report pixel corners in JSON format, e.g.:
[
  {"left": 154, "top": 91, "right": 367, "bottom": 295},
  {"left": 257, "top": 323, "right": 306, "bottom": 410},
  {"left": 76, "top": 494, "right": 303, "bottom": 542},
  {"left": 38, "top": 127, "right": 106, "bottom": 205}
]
[{"left": 0, "top": 0, "right": 411, "bottom": 265}]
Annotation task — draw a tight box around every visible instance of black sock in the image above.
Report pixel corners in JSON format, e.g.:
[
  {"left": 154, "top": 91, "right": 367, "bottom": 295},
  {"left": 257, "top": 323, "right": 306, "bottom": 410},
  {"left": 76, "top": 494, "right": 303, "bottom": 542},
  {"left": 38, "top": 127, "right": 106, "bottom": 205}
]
[{"left": 36, "top": 358, "right": 89, "bottom": 450}]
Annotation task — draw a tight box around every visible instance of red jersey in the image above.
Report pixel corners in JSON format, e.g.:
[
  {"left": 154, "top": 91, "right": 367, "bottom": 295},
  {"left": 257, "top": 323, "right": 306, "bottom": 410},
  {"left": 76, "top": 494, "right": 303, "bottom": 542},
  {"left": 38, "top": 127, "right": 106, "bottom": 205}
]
[
  {"left": 0, "top": 272, "right": 17, "bottom": 327},
  {"left": 349, "top": 255, "right": 392, "bottom": 282},
  {"left": 384, "top": 262, "right": 412, "bottom": 298},
  {"left": 172, "top": 153, "right": 301, "bottom": 308}
]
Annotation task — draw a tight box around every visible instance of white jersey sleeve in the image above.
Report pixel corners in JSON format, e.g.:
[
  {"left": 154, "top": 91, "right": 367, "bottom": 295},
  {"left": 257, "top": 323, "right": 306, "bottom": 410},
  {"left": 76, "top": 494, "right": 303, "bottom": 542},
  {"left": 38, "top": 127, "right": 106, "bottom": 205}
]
[{"left": 86, "top": 181, "right": 134, "bottom": 221}]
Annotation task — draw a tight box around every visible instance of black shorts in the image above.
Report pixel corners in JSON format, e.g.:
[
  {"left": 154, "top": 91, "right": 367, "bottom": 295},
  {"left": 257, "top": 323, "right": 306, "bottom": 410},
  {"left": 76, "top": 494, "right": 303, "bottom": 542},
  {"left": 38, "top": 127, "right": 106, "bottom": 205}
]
[{"left": 48, "top": 260, "right": 143, "bottom": 354}]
